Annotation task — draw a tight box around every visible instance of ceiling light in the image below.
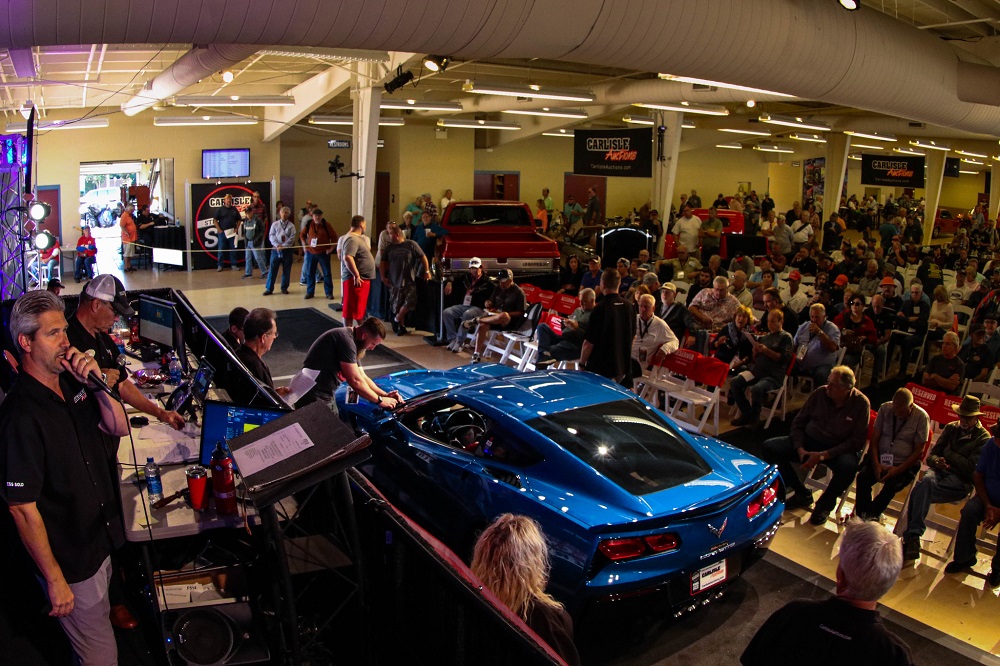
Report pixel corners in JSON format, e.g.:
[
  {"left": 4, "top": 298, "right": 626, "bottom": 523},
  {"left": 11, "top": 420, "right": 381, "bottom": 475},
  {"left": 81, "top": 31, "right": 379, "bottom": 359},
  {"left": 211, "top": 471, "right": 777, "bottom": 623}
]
[
  {"left": 309, "top": 115, "right": 404, "bottom": 126},
  {"left": 384, "top": 69, "right": 415, "bottom": 94},
  {"left": 850, "top": 142, "right": 886, "bottom": 150},
  {"left": 20, "top": 100, "right": 33, "bottom": 120},
  {"left": 716, "top": 143, "right": 743, "bottom": 149},
  {"left": 718, "top": 128, "right": 772, "bottom": 137},
  {"left": 634, "top": 102, "right": 729, "bottom": 116},
  {"left": 6, "top": 117, "right": 110, "bottom": 132},
  {"left": 962, "top": 158, "right": 984, "bottom": 165},
  {"left": 844, "top": 130, "right": 896, "bottom": 142},
  {"left": 462, "top": 81, "right": 595, "bottom": 102},
  {"left": 893, "top": 147, "right": 924, "bottom": 156},
  {"left": 681, "top": 121, "right": 696, "bottom": 129},
  {"left": 28, "top": 201, "right": 51, "bottom": 222},
  {"left": 746, "top": 100, "right": 756, "bottom": 108},
  {"left": 436, "top": 118, "right": 521, "bottom": 130},
  {"left": 542, "top": 129, "right": 575, "bottom": 137},
  {"left": 221, "top": 69, "right": 234, "bottom": 83},
  {"left": 153, "top": 116, "right": 258, "bottom": 126},
  {"left": 959, "top": 170, "right": 980, "bottom": 175},
  {"left": 256, "top": 47, "right": 389, "bottom": 62},
  {"left": 379, "top": 99, "right": 463, "bottom": 111},
  {"left": 753, "top": 143, "right": 794, "bottom": 153},
  {"left": 759, "top": 113, "right": 831, "bottom": 132},
  {"left": 955, "top": 149, "right": 988, "bottom": 159},
  {"left": 657, "top": 74, "right": 794, "bottom": 98},
  {"left": 848, "top": 154, "right": 862, "bottom": 160},
  {"left": 504, "top": 108, "right": 588, "bottom": 119},
  {"left": 789, "top": 133, "right": 826, "bottom": 143},
  {"left": 623, "top": 115, "right": 655, "bottom": 126},
  {"left": 909, "top": 139, "right": 949, "bottom": 151},
  {"left": 174, "top": 95, "right": 294, "bottom": 107},
  {"left": 839, "top": 0, "right": 860, "bottom": 9},
  {"left": 422, "top": 55, "right": 450, "bottom": 72}
]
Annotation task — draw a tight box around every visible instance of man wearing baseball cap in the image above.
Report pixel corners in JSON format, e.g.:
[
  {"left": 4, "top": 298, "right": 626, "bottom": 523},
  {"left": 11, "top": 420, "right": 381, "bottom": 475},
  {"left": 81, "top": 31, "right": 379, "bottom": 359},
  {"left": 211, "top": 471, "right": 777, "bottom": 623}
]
[
  {"left": 442, "top": 257, "right": 493, "bottom": 351},
  {"left": 780, "top": 270, "right": 809, "bottom": 314},
  {"left": 465, "top": 269, "right": 526, "bottom": 363}
]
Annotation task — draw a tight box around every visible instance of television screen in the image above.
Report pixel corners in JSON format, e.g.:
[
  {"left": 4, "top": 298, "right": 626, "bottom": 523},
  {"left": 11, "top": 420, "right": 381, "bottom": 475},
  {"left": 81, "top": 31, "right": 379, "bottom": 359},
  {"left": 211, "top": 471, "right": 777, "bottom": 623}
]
[
  {"left": 944, "top": 157, "right": 960, "bottom": 178},
  {"left": 138, "top": 294, "right": 175, "bottom": 348},
  {"left": 202, "top": 148, "right": 250, "bottom": 179}
]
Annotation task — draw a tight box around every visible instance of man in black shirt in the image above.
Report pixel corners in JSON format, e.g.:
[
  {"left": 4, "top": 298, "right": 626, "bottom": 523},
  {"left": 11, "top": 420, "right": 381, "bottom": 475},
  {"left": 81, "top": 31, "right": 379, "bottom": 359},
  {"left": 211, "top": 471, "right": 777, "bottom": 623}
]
[
  {"left": 213, "top": 193, "right": 243, "bottom": 271},
  {"left": 231, "top": 308, "right": 291, "bottom": 405},
  {"left": 865, "top": 294, "right": 896, "bottom": 382},
  {"left": 467, "top": 269, "right": 526, "bottom": 363},
  {"left": 0, "top": 291, "right": 130, "bottom": 663},
  {"left": 580, "top": 269, "right": 636, "bottom": 386},
  {"left": 742, "top": 520, "right": 913, "bottom": 666},
  {"left": 222, "top": 306, "right": 249, "bottom": 350}
]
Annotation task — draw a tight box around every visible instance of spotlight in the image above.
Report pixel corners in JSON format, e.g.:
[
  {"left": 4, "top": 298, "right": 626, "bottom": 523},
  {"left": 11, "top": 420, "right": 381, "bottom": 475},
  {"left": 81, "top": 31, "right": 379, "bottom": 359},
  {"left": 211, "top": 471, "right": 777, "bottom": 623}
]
[
  {"left": 20, "top": 100, "right": 33, "bottom": 120},
  {"left": 27, "top": 201, "right": 51, "bottom": 222},
  {"left": 838, "top": 0, "right": 859, "bottom": 9},
  {"left": 423, "top": 55, "right": 450, "bottom": 72},
  {"left": 746, "top": 99, "right": 756, "bottom": 108},
  {"left": 33, "top": 230, "right": 55, "bottom": 251},
  {"left": 221, "top": 69, "right": 234, "bottom": 83},
  {"left": 384, "top": 69, "right": 415, "bottom": 94}
]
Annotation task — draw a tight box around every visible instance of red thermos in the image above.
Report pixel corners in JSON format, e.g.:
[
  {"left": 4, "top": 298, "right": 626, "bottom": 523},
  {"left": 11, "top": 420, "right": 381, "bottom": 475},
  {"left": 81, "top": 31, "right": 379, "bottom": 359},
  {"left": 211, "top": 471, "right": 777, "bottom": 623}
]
[{"left": 211, "top": 442, "right": 238, "bottom": 515}]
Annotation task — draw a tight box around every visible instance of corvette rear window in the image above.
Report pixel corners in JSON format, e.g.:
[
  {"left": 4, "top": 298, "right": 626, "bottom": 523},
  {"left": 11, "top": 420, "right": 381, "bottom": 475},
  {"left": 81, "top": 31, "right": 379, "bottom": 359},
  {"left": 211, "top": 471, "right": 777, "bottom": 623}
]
[
  {"left": 445, "top": 205, "right": 533, "bottom": 228},
  {"left": 528, "top": 400, "right": 711, "bottom": 496}
]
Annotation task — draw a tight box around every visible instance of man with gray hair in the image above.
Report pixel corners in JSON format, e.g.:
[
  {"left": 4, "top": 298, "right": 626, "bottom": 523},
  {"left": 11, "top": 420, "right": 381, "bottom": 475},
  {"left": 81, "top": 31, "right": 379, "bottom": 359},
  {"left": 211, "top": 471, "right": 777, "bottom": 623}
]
[
  {"left": 741, "top": 520, "right": 913, "bottom": 665},
  {"left": 689, "top": 275, "right": 739, "bottom": 331},
  {"left": 793, "top": 303, "right": 841, "bottom": 386},
  {"left": 760, "top": 366, "right": 871, "bottom": 525},
  {"left": 855, "top": 388, "right": 930, "bottom": 522}
]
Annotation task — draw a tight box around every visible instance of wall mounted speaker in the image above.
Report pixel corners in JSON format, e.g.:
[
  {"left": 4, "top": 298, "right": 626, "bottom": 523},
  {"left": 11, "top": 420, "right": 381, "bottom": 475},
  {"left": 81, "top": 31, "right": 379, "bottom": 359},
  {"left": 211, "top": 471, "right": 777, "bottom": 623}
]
[{"left": 162, "top": 602, "right": 270, "bottom": 666}]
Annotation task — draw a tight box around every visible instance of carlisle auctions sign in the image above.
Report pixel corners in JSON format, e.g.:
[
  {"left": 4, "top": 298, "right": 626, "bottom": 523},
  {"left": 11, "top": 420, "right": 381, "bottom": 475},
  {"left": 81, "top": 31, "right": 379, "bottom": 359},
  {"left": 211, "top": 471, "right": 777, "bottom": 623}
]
[
  {"left": 573, "top": 128, "right": 652, "bottom": 178},
  {"left": 860, "top": 153, "right": 924, "bottom": 188}
]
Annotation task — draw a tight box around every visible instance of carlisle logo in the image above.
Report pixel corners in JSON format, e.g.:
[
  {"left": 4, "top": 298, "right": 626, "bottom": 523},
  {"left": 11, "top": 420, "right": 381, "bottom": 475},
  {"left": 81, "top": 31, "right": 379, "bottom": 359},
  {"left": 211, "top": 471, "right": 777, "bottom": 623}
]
[{"left": 585, "top": 137, "right": 638, "bottom": 162}]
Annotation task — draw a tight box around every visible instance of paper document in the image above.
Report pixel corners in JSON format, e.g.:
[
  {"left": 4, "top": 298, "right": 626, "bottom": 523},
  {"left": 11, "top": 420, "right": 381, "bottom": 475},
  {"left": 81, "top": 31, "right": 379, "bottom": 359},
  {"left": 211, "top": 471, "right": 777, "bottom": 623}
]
[
  {"left": 283, "top": 367, "right": 320, "bottom": 405},
  {"left": 119, "top": 422, "right": 200, "bottom": 465},
  {"left": 231, "top": 422, "right": 314, "bottom": 478},
  {"left": 224, "top": 228, "right": 237, "bottom": 239},
  {"left": 742, "top": 330, "right": 758, "bottom": 346}
]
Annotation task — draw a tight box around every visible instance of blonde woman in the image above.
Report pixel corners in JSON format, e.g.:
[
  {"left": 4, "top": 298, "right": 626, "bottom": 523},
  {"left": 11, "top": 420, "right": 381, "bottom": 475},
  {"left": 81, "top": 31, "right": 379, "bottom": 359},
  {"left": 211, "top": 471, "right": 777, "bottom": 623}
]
[{"left": 471, "top": 515, "right": 580, "bottom": 666}]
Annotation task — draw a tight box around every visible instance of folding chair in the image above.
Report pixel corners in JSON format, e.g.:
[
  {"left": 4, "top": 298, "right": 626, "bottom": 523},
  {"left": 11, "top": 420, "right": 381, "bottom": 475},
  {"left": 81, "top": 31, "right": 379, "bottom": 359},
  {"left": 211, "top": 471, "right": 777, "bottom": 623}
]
[
  {"left": 966, "top": 381, "right": 1000, "bottom": 407},
  {"left": 487, "top": 302, "right": 545, "bottom": 368},
  {"left": 551, "top": 294, "right": 580, "bottom": 316},
  {"left": 954, "top": 304, "right": 974, "bottom": 343},
  {"left": 636, "top": 349, "right": 701, "bottom": 411},
  {"left": 520, "top": 283, "right": 541, "bottom": 303},
  {"left": 667, "top": 358, "right": 729, "bottom": 435},
  {"left": 763, "top": 357, "right": 797, "bottom": 430}
]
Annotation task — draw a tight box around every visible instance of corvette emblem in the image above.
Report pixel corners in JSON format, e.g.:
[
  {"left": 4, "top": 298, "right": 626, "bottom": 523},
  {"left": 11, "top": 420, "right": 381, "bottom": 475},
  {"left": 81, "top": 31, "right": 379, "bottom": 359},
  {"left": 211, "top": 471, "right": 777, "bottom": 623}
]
[{"left": 707, "top": 518, "right": 728, "bottom": 538}]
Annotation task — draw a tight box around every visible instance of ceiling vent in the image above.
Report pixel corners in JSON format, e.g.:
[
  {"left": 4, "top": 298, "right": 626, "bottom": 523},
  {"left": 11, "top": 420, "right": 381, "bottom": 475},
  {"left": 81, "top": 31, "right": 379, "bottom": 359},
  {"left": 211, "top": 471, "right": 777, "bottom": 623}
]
[
  {"left": 908, "top": 121, "right": 926, "bottom": 129},
  {"left": 692, "top": 84, "right": 716, "bottom": 92}
]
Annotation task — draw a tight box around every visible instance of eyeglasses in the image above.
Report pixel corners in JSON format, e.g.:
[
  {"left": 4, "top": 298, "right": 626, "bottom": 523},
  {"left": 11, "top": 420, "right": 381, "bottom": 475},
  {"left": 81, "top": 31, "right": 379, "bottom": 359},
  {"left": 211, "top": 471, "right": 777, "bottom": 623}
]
[{"left": 851, "top": 301, "right": 864, "bottom": 307}]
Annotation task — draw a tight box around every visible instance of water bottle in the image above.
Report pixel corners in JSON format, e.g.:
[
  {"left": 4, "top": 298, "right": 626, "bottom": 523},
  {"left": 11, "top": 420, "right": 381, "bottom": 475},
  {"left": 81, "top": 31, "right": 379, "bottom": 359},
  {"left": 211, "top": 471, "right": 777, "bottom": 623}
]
[
  {"left": 145, "top": 456, "right": 164, "bottom": 506},
  {"left": 168, "top": 351, "right": 182, "bottom": 384}
]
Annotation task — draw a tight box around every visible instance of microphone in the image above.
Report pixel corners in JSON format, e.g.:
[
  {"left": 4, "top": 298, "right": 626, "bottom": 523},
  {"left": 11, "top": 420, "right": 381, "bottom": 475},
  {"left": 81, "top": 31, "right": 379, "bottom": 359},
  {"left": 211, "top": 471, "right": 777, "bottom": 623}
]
[{"left": 81, "top": 349, "right": 122, "bottom": 401}]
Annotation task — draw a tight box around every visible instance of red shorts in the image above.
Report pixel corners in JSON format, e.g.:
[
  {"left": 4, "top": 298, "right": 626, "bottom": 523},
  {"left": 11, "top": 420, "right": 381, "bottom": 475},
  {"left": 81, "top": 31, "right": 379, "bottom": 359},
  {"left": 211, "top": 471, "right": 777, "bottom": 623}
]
[{"left": 342, "top": 278, "right": 371, "bottom": 321}]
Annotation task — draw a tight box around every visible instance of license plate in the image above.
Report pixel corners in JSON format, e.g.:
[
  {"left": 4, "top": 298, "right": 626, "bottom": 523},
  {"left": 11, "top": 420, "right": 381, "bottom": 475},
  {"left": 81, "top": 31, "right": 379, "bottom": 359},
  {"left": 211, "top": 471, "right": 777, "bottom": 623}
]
[{"left": 690, "top": 560, "right": 727, "bottom": 594}]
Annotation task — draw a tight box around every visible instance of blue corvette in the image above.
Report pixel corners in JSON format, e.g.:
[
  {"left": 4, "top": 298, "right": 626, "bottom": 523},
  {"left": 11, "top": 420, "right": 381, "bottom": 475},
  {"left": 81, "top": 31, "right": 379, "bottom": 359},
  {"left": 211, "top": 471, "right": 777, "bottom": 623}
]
[{"left": 338, "top": 364, "right": 783, "bottom": 615}]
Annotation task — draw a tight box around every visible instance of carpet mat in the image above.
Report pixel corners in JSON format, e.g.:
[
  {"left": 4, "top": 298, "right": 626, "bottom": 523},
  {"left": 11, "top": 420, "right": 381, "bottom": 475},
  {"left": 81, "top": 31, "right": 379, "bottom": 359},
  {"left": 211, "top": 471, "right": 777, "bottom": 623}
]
[{"left": 204, "top": 308, "right": 421, "bottom": 380}]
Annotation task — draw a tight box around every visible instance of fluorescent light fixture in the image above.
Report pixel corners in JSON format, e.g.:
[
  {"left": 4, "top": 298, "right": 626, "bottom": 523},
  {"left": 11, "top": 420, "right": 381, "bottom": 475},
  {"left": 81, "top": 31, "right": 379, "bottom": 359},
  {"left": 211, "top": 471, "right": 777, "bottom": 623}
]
[
  {"left": 753, "top": 143, "right": 794, "bottom": 153},
  {"left": 955, "top": 149, "right": 988, "bottom": 159},
  {"left": 309, "top": 115, "right": 404, "bottom": 126},
  {"left": 6, "top": 117, "right": 109, "bottom": 132},
  {"left": 681, "top": 121, "right": 696, "bottom": 129},
  {"left": 174, "top": 95, "right": 294, "bottom": 107},
  {"left": 542, "top": 129, "right": 575, "bottom": 137},
  {"left": 789, "top": 133, "right": 827, "bottom": 143},
  {"left": 153, "top": 115, "right": 258, "bottom": 126},
  {"left": 962, "top": 158, "right": 984, "bottom": 165},
  {"left": 20, "top": 100, "right": 33, "bottom": 120},
  {"left": 893, "top": 147, "right": 924, "bottom": 156},
  {"left": 716, "top": 143, "right": 743, "bottom": 149},
  {"left": 635, "top": 102, "right": 729, "bottom": 116},
  {"left": 462, "top": 81, "right": 595, "bottom": 102},
  {"left": 380, "top": 99, "right": 463, "bottom": 111},
  {"left": 844, "top": 130, "right": 896, "bottom": 142},
  {"left": 850, "top": 142, "right": 886, "bottom": 150},
  {"left": 759, "top": 113, "right": 831, "bottom": 132},
  {"left": 256, "top": 47, "right": 389, "bottom": 62},
  {"left": 718, "top": 128, "right": 772, "bottom": 137},
  {"left": 437, "top": 118, "right": 521, "bottom": 130},
  {"left": 848, "top": 154, "right": 862, "bottom": 160},
  {"left": 909, "top": 139, "right": 949, "bottom": 151},
  {"left": 959, "top": 170, "right": 980, "bottom": 175},
  {"left": 504, "top": 107, "right": 588, "bottom": 119},
  {"left": 840, "top": 0, "right": 860, "bottom": 10},
  {"left": 657, "top": 74, "right": 794, "bottom": 98},
  {"left": 623, "top": 115, "right": 655, "bottom": 125}
]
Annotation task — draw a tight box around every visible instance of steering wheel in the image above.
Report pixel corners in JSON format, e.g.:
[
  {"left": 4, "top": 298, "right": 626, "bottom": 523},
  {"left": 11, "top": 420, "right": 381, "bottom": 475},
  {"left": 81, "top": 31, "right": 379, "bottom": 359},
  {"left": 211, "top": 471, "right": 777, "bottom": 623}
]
[{"left": 442, "top": 408, "right": 487, "bottom": 450}]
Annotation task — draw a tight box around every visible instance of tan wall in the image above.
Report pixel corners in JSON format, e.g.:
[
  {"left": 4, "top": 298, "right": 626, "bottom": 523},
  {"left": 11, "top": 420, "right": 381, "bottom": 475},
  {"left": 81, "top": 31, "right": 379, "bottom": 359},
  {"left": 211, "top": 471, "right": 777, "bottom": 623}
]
[
  {"left": 32, "top": 111, "right": 280, "bottom": 243},
  {"left": 767, "top": 161, "right": 804, "bottom": 212},
  {"left": 674, "top": 147, "right": 773, "bottom": 211},
  {"left": 397, "top": 122, "right": 474, "bottom": 220},
  {"left": 279, "top": 126, "right": 356, "bottom": 235}
]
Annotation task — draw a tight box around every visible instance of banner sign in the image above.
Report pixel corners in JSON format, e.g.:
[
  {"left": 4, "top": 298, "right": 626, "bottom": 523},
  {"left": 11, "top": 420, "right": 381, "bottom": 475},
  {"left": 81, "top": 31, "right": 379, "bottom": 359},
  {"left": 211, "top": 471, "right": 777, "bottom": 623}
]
[
  {"left": 573, "top": 128, "right": 652, "bottom": 178},
  {"left": 190, "top": 182, "right": 271, "bottom": 270},
  {"left": 860, "top": 154, "right": 924, "bottom": 188},
  {"left": 803, "top": 157, "right": 825, "bottom": 204}
]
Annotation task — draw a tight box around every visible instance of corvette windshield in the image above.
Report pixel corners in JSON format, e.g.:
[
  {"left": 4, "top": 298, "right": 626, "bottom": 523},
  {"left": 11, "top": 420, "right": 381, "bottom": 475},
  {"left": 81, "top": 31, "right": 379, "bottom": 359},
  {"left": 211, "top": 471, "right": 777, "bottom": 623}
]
[
  {"left": 446, "top": 205, "right": 533, "bottom": 227},
  {"left": 528, "top": 400, "right": 711, "bottom": 496}
]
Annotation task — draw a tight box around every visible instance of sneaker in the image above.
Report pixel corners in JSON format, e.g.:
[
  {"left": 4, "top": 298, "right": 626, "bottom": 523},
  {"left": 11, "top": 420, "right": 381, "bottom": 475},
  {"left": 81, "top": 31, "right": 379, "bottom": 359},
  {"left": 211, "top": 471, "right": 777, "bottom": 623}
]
[
  {"left": 535, "top": 357, "right": 558, "bottom": 370},
  {"left": 217, "top": 266, "right": 224, "bottom": 272},
  {"left": 471, "top": 353, "right": 482, "bottom": 363},
  {"left": 944, "top": 558, "right": 977, "bottom": 574},
  {"left": 987, "top": 569, "right": 1000, "bottom": 588},
  {"left": 809, "top": 510, "right": 830, "bottom": 526},
  {"left": 263, "top": 290, "right": 273, "bottom": 296},
  {"left": 902, "top": 538, "right": 920, "bottom": 562},
  {"left": 784, "top": 490, "right": 813, "bottom": 511},
  {"left": 462, "top": 318, "right": 479, "bottom": 331},
  {"left": 242, "top": 274, "right": 252, "bottom": 279},
  {"left": 232, "top": 266, "right": 241, "bottom": 271}
]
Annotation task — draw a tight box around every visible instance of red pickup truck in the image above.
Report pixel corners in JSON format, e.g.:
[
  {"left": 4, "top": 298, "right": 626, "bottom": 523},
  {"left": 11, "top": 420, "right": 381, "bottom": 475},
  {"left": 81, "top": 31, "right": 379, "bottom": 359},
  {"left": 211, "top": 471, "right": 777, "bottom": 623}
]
[{"left": 438, "top": 201, "right": 561, "bottom": 277}]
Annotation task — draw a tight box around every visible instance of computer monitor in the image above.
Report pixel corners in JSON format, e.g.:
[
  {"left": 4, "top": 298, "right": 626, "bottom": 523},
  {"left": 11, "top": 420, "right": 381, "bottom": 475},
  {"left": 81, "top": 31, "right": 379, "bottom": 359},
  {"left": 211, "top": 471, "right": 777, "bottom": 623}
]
[
  {"left": 191, "top": 359, "right": 214, "bottom": 403},
  {"left": 138, "top": 294, "right": 175, "bottom": 348},
  {"left": 199, "top": 399, "right": 290, "bottom": 467}
]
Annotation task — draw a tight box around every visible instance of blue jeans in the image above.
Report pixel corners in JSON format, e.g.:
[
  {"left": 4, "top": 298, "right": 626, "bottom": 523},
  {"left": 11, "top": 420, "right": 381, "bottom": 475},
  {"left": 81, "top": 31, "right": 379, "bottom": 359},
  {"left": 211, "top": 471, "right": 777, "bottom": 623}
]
[
  {"left": 217, "top": 232, "right": 236, "bottom": 268},
  {"left": 303, "top": 253, "right": 332, "bottom": 297},
  {"left": 953, "top": 494, "right": 1000, "bottom": 568},
  {"left": 75, "top": 255, "right": 96, "bottom": 280},
  {"left": 244, "top": 239, "right": 268, "bottom": 276},
  {"left": 759, "top": 435, "right": 861, "bottom": 514},
  {"left": 903, "top": 469, "right": 969, "bottom": 539},
  {"left": 265, "top": 248, "right": 293, "bottom": 292},
  {"left": 443, "top": 304, "right": 483, "bottom": 343},
  {"left": 730, "top": 374, "right": 782, "bottom": 421},
  {"left": 535, "top": 323, "right": 584, "bottom": 361}
]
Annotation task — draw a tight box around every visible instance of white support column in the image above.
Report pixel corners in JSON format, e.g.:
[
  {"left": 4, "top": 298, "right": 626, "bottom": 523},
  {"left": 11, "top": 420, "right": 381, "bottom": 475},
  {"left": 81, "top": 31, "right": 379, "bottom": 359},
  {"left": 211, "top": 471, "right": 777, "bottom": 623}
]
[
  {"left": 989, "top": 167, "right": 1000, "bottom": 222},
  {"left": 818, "top": 133, "right": 850, "bottom": 250},
  {"left": 923, "top": 151, "right": 947, "bottom": 245},
  {"left": 351, "top": 61, "right": 381, "bottom": 232},
  {"left": 652, "top": 111, "right": 682, "bottom": 254}
]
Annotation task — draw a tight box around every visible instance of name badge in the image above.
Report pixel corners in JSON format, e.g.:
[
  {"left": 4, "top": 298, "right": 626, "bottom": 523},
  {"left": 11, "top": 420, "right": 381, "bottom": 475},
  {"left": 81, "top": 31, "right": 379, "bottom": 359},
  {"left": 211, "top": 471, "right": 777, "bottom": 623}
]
[
  {"left": 796, "top": 344, "right": 808, "bottom": 360},
  {"left": 463, "top": 293, "right": 473, "bottom": 306},
  {"left": 913, "top": 306, "right": 920, "bottom": 314},
  {"left": 310, "top": 237, "right": 318, "bottom": 248},
  {"left": 880, "top": 453, "right": 894, "bottom": 467}
]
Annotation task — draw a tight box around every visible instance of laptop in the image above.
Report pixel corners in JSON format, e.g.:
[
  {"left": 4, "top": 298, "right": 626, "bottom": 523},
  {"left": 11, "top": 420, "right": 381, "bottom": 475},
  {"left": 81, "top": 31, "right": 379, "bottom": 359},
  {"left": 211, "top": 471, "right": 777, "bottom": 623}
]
[{"left": 199, "top": 399, "right": 291, "bottom": 468}]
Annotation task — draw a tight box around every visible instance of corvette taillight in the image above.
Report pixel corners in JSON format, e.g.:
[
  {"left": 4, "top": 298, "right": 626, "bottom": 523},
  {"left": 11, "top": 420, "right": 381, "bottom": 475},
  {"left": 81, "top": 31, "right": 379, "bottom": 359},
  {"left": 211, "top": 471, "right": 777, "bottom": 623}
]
[
  {"left": 598, "top": 533, "right": 680, "bottom": 561},
  {"left": 748, "top": 478, "right": 781, "bottom": 519}
]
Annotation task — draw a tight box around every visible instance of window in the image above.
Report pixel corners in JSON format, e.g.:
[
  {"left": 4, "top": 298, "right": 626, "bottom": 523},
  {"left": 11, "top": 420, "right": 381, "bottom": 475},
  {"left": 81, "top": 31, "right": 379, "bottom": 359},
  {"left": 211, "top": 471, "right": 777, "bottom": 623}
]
[{"left": 446, "top": 205, "right": 533, "bottom": 228}]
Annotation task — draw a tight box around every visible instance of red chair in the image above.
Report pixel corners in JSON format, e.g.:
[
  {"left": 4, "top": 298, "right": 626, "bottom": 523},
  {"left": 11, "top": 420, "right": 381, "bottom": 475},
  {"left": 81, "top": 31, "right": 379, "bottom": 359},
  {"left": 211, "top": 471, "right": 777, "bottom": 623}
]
[
  {"left": 668, "top": 357, "right": 730, "bottom": 435},
  {"left": 636, "top": 348, "right": 702, "bottom": 409},
  {"left": 552, "top": 294, "right": 580, "bottom": 316},
  {"left": 521, "top": 283, "right": 541, "bottom": 303},
  {"left": 537, "top": 290, "right": 557, "bottom": 311}
]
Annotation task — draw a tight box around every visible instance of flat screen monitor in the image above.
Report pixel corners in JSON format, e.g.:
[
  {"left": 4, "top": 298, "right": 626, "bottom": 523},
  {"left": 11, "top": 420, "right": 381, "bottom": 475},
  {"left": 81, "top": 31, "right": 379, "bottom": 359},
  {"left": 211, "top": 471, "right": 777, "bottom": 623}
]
[
  {"left": 191, "top": 359, "right": 215, "bottom": 403},
  {"left": 138, "top": 294, "right": 175, "bottom": 348},
  {"left": 202, "top": 148, "right": 250, "bottom": 179},
  {"left": 199, "top": 399, "right": 289, "bottom": 467}
]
